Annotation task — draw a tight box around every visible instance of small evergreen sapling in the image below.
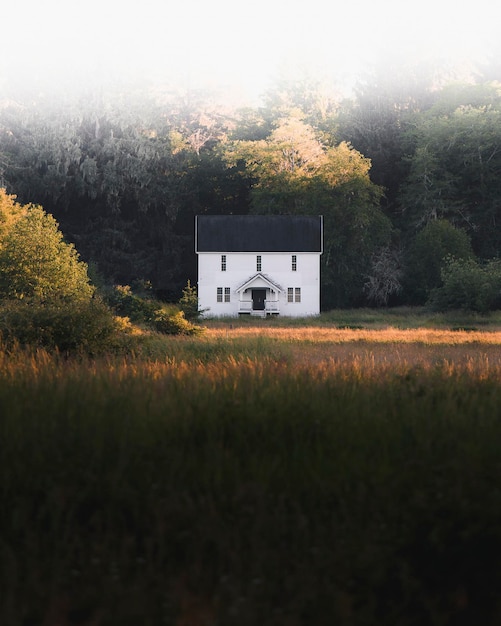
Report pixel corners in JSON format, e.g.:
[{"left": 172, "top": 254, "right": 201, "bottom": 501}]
[{"left": 178, "top": 280, "right": 202, "bottom": 321}]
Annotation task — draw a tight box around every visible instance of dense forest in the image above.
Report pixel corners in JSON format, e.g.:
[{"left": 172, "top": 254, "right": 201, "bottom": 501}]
[{"left": 2, "top": 58, "right": 501, "bottom": 310}]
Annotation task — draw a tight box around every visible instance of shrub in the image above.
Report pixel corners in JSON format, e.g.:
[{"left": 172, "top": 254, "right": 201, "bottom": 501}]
[
  {"left": 0, "top": 298, "right": 119, "bottom": 353},
  {"left": 429, "top": 257, "right": 501, "bottom": 312},
  {"left": 106, "top": 285, "right": 158, "bottom": 323},
  {"left": 107, "top": 285, "right": 205, "bottom": 336},
  {"left": 153, "top": 309, "right": 204, "bottom": 335},
  {"left": 404, "top": 220, "right": 474, "bottom": 304}
]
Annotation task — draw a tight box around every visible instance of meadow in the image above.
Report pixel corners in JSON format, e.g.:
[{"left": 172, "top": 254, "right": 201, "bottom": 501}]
[{"left": 1, "top": 311, "right": 501, "bottom": 625}]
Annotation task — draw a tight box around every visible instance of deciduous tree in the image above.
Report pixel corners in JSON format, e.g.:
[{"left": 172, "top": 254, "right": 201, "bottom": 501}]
[
  {"left": 403, "top": 219, "right": 474, "bottom": 304},
  {"left": 399, "top": 82, "right": 501, "bottom": 256},
  {"left": 225, "top": 115, "right": 391, "bottom": 306},
  {"left": 0, "top": 204, "right": 94, "bottom": 302},
  {"left": 0, "top": 188, "right": 26, "bottom": 241}
]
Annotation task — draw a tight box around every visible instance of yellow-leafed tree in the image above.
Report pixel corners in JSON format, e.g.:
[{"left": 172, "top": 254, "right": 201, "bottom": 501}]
[{"left": 0, "top": 189, "right": 94, "bottom": 303}]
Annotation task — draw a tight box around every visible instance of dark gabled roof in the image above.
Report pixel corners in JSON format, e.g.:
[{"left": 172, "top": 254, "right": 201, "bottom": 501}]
[{"left": 196, "top": 215, "right": 323, "bottom": 253}]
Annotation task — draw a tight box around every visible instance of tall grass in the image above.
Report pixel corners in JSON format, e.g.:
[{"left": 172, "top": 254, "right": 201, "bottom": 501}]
[
  {"left": 202, "top": 306, "right": 501, "bottom": 329},
  {"left": 1, "top": 329, "right": 501, "bottom": 625}
]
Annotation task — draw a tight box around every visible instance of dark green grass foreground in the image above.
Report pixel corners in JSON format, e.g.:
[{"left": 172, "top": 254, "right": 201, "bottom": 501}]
[{"left": 1, "top": 347, "right": 501, "bottom": 625}]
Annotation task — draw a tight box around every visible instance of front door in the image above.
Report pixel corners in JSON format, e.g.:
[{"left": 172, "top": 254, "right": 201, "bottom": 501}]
[{"left": 252, "top": 289, "right": 266, "bottom": 311}]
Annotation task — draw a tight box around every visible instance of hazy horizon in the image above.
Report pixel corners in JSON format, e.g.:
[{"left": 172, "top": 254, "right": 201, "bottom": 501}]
[{"left": 2, "top": 0, "right": 500, "bottom": 103}]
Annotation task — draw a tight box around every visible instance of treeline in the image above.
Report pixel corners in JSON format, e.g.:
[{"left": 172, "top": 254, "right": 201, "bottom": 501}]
[{"left": 2, "top": 60, "right": 501, "bottom": 309}]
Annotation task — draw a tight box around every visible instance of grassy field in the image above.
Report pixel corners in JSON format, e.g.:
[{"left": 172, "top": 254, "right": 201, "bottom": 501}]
[{"left": 1, "top": 311, "right": 501, "bottom": 625}]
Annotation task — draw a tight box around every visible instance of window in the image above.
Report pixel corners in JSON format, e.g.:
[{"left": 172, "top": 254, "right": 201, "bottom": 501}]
[
  {"left": 295, "top": 287, "right": 301, "bottom": 303},
  {"left": 256, "top": 255, "right": 262, "bottom": 272},
  {"left": 217, "top": 287, "right": 230, "bottom": 303},
  {"left": 292, "top": 255, "right": 297, "bottom": 271},
  {"left": 221, "top": 255, "right": 226, "bottom": 271},
  {"left": 287, "top": 288, "right": 294, "bottom": 303},
  {"left": 288, "top": 287, "right": 301, "bottom": 303}
]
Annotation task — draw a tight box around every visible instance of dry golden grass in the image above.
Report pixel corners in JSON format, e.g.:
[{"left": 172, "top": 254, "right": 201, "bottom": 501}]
[
  {"left": 3, "top": 326, "right": 501, "bottom": 384},
  {"left": 2, "top": 325, "right": 501, "bottom": 625},
  {"left": 197, "top": 325, "right": 501, "bottom": 375},
  {"left": 205, "top": 325, "right": 501, "bottom": 345}
]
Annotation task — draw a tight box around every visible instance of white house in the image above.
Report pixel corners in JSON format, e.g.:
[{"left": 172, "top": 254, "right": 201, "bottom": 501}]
[{"left": 195, "top": 215, "right": 323, "bottom": 317}]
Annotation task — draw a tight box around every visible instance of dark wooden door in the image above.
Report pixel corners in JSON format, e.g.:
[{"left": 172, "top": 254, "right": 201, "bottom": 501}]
[{"left": 252, "top": 289, "right": 266, "bottom": 310}]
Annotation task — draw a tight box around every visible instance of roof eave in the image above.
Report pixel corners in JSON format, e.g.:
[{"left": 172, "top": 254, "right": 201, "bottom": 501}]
[{"left": 235, "top": 272, "right": 284, "bottom": 293}]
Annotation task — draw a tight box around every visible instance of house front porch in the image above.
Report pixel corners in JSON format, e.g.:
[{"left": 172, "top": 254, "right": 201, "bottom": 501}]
[
  {"left": 238, "top": 298, "right": 280, "bottom": 316},
  {"left": 236, "top": 273, "right": 283, "bottom": 317}
]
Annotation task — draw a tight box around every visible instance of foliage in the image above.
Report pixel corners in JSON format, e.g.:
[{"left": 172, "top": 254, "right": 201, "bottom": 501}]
[
  {"left": 178, "top": 279, "right": 202, "bottom": 320},
  {"left": 106, "top": 284, "right": 159, "bottom": 323},
  {"left": 0, "top": 188, "right": 26, "bottom": 240},
  {"left": 2, "top": 70, "right": 501, "bottom": 306},
  {"left": 0, "top": 297, "right": 119, "bottom": 352},
  {"left": 337, "top": 62, "right": 436, "bottom": 213},
  {"left": 364, "top": 245, "right": 403, "bottom": 306},
  {"left": 0, "top": 191, "right": 125, "bottom": 352},
  {"left": 429, "top": 257, "right": 501, "bottom": 312},
  {"left": 398, "top": 82, "right": 501, "bottom": 256},
  {"left": 261, "top": 75, "right": 340, "bottom": 138},
  {"left": 0, "top": 204, "right": 94, "bottom": 302},
  {"left": 107, "top": 284, "right": 204, "bottom": 335},
  {"left": 153, "top": 309, "right": 204, "bottom": 335},
  {"left": 225, "top": 115, "right": 391, "bottom": 307},
  {"left": 404, "top": 219, "right": 474, "bottom": 304}
]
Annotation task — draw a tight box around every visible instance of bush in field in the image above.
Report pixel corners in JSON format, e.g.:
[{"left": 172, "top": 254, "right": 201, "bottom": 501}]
[
  {"left": 153, "top": 309, "right": 204, "bottom": 335},
  {"left": 106, "top": 284, "right": 158, "bottom": 323},
  {"left": 0, "top": 298, "right": 119, "bottom": 352},
  {"left": 107, "top": 285, "right": 205, "bottom": 335},
  {"left": 0, "top": 205, "right": 94, "bottom": 303},
  {"left": 429, "top": 257, "right": 501, "bottom": 312}
]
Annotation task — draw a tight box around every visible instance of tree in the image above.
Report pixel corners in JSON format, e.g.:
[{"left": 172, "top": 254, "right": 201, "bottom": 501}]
[
  {"left": 338, "top": 61, "right": 438, "bottom": 215},
  {"left": 225, "top": 112, "right": 325, "bottom": 185},
  {"left": 429, "top": 257, "right": 501, "bottom": 312},
  {"left": 0, "top": 204, "right": 94, "bottom": 302},
  {"left": 403, "top": 219, "right": 474, "bottom": 304},
  {"left": 178, "top": 279, "right": 201, "bottom": 320},
  {"left": 0, "top": 188, "right": 26, "bottom": 242},
  {"left": 364, "top": 246, "right": 403, "bottom": 306},
  {"left": 0, "top": 191, "right": 118, "bottom": 352},
  {"left": 398, "top": 82, "right": 501, "bottom": 256},
  {"left": 260, "top": 75, "right": 340, "bottom": 144},
  {"left": 224, "top": 116, "right": 391, "bottom": 307}
]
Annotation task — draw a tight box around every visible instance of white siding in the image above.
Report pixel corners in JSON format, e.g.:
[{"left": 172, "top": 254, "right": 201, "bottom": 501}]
[{"left": 197, "top": 252, "right": 320, "bottom": 317}]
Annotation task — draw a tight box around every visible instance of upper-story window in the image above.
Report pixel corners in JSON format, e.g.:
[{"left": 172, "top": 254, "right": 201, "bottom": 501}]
[
  {"left": 221, "top": 255, "right": 226, "bottom": 271},
  {"left": 256, "top": 255, "right": 262, "bottom": 272},
  {"left": 292, "top": 255, "right": 297, "bottom": 271}
]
